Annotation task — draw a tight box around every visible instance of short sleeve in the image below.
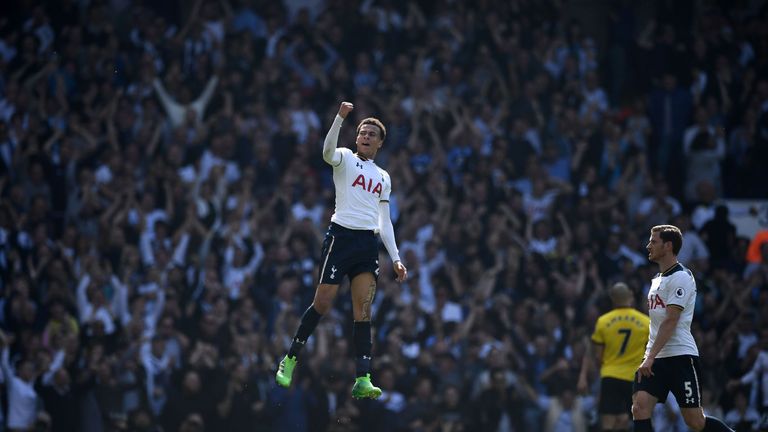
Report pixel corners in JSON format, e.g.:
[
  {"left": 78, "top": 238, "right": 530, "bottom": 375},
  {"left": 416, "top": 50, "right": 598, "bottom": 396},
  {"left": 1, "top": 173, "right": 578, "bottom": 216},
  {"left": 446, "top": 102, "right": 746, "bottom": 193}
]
[
  {"left": 591, "top": 318, "right": 604, "bottom": 344},
  {"left": 663, "top": 273, "right": 696, "bottom": 309},
  {"left": 379, "top": 170, "right": 392, "bottom": 201}
]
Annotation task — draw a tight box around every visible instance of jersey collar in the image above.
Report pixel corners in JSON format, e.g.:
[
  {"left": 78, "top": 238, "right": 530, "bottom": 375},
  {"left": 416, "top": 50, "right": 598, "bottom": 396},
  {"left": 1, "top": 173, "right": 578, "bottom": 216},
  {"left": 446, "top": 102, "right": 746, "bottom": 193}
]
[{"left": 659, "top": 262, "right": 682, "bottom": 277}]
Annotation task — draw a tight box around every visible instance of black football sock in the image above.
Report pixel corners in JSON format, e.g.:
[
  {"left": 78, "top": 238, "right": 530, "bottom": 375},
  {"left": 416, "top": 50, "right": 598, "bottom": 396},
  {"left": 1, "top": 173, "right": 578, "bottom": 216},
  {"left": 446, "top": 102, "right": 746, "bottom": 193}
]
[
  {"left": 633, "top": 419, "right": 653, "bottom": 432},
  {"left": 353, "top": 320, "right": 372, "bottom": 377},
  {"left": 287, "top": 305, "right": 322, "bottom": 359},
  {"left": 702, "top": 416, "right": 733, "bottom": 431}
]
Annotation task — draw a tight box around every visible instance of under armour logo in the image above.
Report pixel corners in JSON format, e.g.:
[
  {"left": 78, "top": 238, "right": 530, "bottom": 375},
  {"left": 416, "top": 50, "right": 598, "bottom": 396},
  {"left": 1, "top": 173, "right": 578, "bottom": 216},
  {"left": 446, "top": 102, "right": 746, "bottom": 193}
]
[
  {"left": 362, "top": 355, "right": 371, "bottom": 360},
  {"left": 330, "top": 265, "right": 337, "bottom": 279},
  {"left": 375, "top": 260, "right": 380, "bottom": 276},
  {"left": 686, "top": 398, "right": 695, "bottom": 404},
  {"left": 356, "top": 162, "right": 363, "bottom": 169}
]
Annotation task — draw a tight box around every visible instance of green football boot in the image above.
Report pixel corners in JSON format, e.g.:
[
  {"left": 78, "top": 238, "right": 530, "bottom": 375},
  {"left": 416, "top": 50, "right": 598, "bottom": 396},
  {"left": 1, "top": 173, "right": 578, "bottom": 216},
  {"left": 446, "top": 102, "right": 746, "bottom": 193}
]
[
  {"left": 275, "top": 355, "right": 297, "bottom": 388},
  {"left": 351, "top": 373, "right": 382, "bottom": 399}
]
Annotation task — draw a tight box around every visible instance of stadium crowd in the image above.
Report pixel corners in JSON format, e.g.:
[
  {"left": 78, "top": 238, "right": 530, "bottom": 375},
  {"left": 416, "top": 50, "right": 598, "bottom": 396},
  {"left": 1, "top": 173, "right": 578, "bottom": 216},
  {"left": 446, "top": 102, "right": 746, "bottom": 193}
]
[{"left": 0, "top": 0, "right": 767, "bottom": 431}]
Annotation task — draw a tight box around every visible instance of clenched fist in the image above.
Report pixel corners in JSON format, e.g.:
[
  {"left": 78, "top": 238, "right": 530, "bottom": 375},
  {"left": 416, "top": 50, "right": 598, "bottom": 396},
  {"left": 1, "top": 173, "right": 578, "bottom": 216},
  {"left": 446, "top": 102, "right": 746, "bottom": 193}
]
[{"left": 338, "top": 102, "right": 354, "bottom": 119}]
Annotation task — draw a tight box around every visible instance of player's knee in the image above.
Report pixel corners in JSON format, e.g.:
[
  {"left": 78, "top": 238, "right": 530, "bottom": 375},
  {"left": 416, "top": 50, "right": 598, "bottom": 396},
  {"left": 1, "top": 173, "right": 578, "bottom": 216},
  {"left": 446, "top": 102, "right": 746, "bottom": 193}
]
[
  {"left": 313, "top": 285, "right": 337, "bottom": 314},
  {"left": 614, "top": 414, "right": 630, "bottom": 429},
  {"left": 631, "top": 400, "right": 650, "bottom": 419},
  {"left": 311, "top": 295, "right": 333, "bottom": 315},
  {"left": 312, "top": 299, "right": 331, "bottom": 315},
  {"left": 684, "top": 417, "right": 705, "bottom": 431}
]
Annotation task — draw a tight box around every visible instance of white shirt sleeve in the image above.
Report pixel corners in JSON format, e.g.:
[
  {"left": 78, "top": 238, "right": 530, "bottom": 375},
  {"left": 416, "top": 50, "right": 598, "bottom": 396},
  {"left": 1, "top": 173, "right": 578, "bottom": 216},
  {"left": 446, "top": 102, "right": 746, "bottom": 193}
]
[
  {"left": 41, "top": 350, "right": 66, "bottom": 386},
  {"left": 664, "top": 273, "right": 696, "bottom": 309},
  {"left": 170, "top": 233, "right": 190, "bottom": 267},
  {"left": 322, "top": 115, "right": 344, "bottom": 166},
  {"left": 76, "top": 274, "right": 93, "bottom": 322},
  {"left": 190, "top": 75, "right": 219, "bottom": 120},
  {"left": 740, "top": 351, "right": 768, "bottom": 384},
  {"left": 379, "top": 171, "right": 392, "bottom": 202},
  {"left": 378, "top": 201, "right": 401, "bottom": 263},
  {"left": 139, "top": 231, "right": 156, "bottom": 267}
]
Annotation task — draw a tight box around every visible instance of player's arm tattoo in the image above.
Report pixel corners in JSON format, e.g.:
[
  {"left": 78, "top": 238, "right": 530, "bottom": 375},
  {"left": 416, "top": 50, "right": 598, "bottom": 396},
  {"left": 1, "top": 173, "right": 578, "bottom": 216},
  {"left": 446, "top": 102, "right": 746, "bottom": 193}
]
[{"left": 361, "top": 281, "right": 376, "bottom": 320}]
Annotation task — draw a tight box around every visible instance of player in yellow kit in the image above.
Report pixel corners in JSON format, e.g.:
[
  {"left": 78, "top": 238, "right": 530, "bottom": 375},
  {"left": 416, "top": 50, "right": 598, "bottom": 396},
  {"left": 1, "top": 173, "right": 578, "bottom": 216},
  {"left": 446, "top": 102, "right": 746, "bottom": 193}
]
[{"left": 579, "top": 283, "right": 649, "bottom": 432}]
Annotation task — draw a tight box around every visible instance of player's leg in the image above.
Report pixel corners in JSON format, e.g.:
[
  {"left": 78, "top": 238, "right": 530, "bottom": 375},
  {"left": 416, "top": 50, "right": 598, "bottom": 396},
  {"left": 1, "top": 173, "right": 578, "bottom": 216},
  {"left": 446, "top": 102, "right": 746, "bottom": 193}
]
[
  {"left": 600, "top": 378, "right": 632, "bottom": 431},
  {"left": 277, "top": 231, "right": 345, "bottom": 388},
  {"left": 612, "top": 377, "right": 633, "bottom": 431},
  {"left": 631, "top": 391, "right": 658, "bottom": 431},
  {"left": 674, "top": 357, "right": 733, "bottom": 431},
  {"left": 602, "top": 414, "right": 630, "bottom": 431},
  {"left": 349, "top": 271, "right": 381, "bottom": 399},
  {"left": 679, "top": 407, "right": 733, "bottom": 431},
  {"left": 291, "top": 282, "right": 341, "bottom": 355},
  {"left": 275, "top": 283, "right": 340, "bottom": 387},
  {"left": 632, "top": 356, "right": 672, "bottom": 431},
  {"left": 613, "top": 413, "right": 631, "bottom": 430}
]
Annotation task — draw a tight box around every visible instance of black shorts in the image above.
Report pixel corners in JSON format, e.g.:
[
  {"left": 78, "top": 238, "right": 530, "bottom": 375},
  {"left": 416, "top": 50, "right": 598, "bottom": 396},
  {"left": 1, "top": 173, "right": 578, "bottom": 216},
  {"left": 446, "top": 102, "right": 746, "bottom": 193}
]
[
  {"left": 599, "top": 377, "right": 633, "bottom": 415},
  {"left": 632, "top": 355, "right": 702, "bottom": 408},
  {"left": 318, "top": 223, "right": 379, "bottom": 285}
]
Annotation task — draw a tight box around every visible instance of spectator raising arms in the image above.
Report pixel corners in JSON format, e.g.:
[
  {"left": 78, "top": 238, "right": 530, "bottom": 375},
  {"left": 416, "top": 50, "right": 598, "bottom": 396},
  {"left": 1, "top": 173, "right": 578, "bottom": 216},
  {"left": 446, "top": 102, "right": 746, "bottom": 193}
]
[{"left": 0, "top": 1, "right": 766, "bottom": 431}]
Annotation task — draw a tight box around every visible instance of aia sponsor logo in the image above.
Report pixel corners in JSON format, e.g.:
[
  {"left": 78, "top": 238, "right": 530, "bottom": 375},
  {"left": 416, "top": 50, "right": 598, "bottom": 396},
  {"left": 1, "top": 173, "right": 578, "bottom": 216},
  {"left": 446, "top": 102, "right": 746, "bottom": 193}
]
[
  {"left": 352, "top": 174, "right": 382, "bottom": 196},
  {"left": 648, "top": 294, "right": 666, "bottom": 310}
]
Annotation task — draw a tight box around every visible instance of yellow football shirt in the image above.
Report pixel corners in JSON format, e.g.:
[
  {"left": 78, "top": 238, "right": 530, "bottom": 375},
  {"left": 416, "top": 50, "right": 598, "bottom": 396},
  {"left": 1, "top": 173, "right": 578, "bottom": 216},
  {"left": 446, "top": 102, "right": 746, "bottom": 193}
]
[{"left": 591, "top": 307, "right": 650, "bottom": 381}]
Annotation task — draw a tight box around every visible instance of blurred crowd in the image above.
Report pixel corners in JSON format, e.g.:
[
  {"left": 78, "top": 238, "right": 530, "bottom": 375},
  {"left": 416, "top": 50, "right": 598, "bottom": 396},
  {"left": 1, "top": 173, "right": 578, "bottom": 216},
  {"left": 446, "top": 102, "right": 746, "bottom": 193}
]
[{"left": 0, "top": 0, "right": 768, "bottom": 431}]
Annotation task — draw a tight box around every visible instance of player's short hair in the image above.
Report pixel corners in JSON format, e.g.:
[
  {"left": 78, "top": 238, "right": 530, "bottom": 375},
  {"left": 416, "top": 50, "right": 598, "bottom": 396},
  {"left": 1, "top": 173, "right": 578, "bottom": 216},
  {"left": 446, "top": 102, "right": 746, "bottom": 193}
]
[
  {"left": 651, "top": 224, "right": 683, "bottom": 255},
  {"left": 356, "top": 117, "right": 386, "bottom": 142},
  {"left": 609, "top": 282, "right": 633, "bottom": 306}
]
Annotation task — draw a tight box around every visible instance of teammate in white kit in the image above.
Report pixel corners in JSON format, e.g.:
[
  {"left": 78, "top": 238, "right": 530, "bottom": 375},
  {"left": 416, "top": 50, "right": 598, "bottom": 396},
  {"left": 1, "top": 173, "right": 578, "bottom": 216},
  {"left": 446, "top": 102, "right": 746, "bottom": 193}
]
[
  {"left": 275, "top": 102, "right": 407, "bottom": 399},
  {"left": 632, "top": 225, "right": 733, "bottom": 431}
]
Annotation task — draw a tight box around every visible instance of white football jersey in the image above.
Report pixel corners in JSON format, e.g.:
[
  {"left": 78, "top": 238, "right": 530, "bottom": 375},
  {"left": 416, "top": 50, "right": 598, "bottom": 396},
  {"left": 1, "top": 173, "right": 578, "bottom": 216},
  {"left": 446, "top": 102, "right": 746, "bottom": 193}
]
[
  {"left": 646, "top": 263, "right": 699, "bottom": 358},
  {"left": 330, "top": 147, "right": 391, "bottom": 231}
]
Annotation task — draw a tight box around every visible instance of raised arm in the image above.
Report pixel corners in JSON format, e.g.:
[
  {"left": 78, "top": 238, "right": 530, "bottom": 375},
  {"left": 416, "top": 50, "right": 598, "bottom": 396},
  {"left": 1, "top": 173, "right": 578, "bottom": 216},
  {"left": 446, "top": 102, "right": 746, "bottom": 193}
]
[
  {"left": 41, "top": 349, "right": 66, "bottom": 386},
  {"left": 323, "top": 102, "right": 353, "bottom": 165},
  {"left": 738, "top": 351, "right": 767, "bottom": 386},
  {"left": 190, "top": 75, "right": 220, "bottom": 116},
  {"left": 152, "top": 77, "right": 183, "bottom": 119},
  {"left": 111, "top": 274, "right": 132, "bottom": 326},
  {"left": 76, "top": 274, "right": 93, "bottom": 322},
  {"left": 146, "top": 289, "right": 166, "bottom": 337},
  {"left": 139, "top": 229, "right": 156, "bottom": 268},
  {"left": 0, "top": 332, "right": 13, "bottom": 379},
  {"left": 170, "top": 232, "right": 191, "bottom": 268},
  {"left": 174, "top": 0, "right": 204, "bottom": 43},
  {"left": 243, "top": 241, "right": 265, "bottom": 274}
]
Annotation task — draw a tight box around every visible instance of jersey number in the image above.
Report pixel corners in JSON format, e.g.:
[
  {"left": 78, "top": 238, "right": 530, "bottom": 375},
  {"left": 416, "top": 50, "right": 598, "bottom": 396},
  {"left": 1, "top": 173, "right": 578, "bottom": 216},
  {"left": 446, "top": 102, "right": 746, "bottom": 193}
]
[{"left": 617, "top": 329, "right": 632, "bottom": 356}]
